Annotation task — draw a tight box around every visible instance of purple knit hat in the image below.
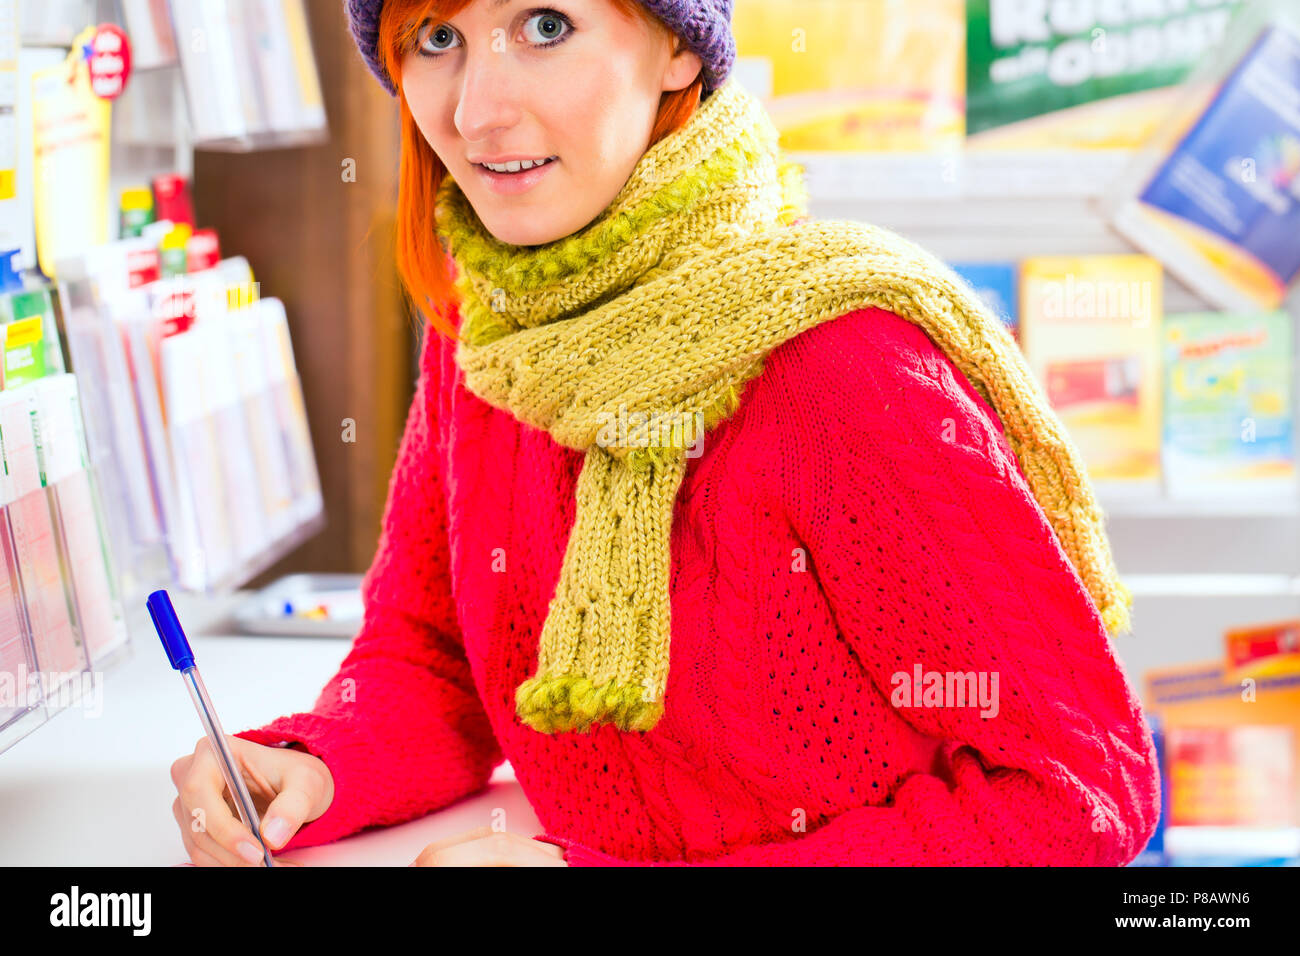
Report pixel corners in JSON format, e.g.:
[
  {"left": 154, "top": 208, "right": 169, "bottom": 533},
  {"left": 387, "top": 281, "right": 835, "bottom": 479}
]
[{"left": 344, "top": 0, "right": 735, "bottom": 98}]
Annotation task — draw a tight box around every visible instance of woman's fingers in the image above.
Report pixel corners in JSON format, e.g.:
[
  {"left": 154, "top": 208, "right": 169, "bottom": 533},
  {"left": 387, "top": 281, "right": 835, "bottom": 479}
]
[
  {"left": 255, "top": 744, "right": 335, "bottom": 850},
  {"left": 170, "top": 737, "right": 338, "bottom": 867},
  {"left": 417, "top": 824, "right": 494, "bottom": 858},
  {"left": 174, "top": 738, "right": 264, "bottom": 866},
  {"left": 257, "top": 770, "right": 320, "bottom": 850},
  {"left": 171, "top": 796, "right": 243, "bottom": 868},
  {"left": 412, "top": 830, "right": 568, "bottom": 866},
  {"left": 408, "top": 824, "right": 495, "bottom": 864},
  {"left": 533, "top": 840, "right": 565, "bottom": 860},
  {"left": 434, "top": 835, "right": 568, "bottom": 867}
]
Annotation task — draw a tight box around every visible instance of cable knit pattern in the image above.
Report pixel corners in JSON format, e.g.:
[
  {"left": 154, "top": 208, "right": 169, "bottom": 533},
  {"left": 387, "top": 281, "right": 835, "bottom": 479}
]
[{"left": 235, "top": 299, "right": 1161, "bottom": 865}]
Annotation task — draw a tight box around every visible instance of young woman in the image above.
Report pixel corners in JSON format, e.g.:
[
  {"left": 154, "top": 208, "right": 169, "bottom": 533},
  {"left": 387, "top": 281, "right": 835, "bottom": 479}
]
[{"left": 169, "top": 0, "right": 1161, "bottom": 867}]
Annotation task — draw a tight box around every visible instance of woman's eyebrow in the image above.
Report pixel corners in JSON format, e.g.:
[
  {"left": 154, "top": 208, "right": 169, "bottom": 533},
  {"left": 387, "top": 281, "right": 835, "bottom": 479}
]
[{"left": 441, "top": 0, "right": 515, "bottom": 29}]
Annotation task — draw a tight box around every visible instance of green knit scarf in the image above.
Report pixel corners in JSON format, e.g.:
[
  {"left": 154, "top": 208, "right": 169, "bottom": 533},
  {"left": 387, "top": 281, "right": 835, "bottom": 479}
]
[{"left": 434, "top": 77, "right": 1133, "bottom": 735}]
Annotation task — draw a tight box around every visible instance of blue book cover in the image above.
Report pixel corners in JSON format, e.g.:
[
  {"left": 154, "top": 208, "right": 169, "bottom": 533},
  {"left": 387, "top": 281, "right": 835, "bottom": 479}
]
[
  {"left": 950, "top": 261, "right": 1018, "bottom": 340},
  {"left": 1131, "top": 22, "right": 1300, "bottom": 309}
]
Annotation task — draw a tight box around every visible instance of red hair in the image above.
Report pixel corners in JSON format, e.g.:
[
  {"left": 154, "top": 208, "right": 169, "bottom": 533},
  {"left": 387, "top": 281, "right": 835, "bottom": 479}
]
[{"left": 379, "top": 0, "right": 704, "bottom": 340}]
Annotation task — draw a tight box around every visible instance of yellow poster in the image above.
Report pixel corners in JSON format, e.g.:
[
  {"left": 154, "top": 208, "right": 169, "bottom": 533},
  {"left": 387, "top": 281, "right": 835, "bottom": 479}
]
[
  {"left": 732, "top": 0, "right": 965, "bottom": 153},
  {"left": 1019, "top": 254, "right": 1164, "bottom": 488},
  {"left": 1145, "top": 654, "right": 1300, "bottom": 827},
  {"left": 32, "top": 27, "right": 110, "bottom": 280}
]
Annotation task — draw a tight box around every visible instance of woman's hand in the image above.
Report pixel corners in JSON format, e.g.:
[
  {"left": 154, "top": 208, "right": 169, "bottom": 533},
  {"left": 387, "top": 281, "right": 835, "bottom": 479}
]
[
  {"left": 411, "top": 826, "right": 568, "bottom": 866},
  {"left": 170, "top": 737, "right": 333, "bottom": 866}
]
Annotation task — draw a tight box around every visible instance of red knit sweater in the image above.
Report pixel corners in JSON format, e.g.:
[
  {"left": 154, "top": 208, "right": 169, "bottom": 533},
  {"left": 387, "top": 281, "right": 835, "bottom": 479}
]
[{"left": 235, "top": 304, "right": 1161, "bottom": 866}]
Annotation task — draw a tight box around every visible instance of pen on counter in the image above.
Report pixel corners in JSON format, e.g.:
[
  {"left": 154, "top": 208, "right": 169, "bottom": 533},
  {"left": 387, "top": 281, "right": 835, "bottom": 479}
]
[{"left": 147, "top": 588, "right": 275, "bottom": 868}]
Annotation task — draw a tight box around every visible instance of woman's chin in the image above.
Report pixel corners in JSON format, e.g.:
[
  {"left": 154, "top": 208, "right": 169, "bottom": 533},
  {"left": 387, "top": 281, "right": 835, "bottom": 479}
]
[{"left": 482, "top": 217, "right": 578, "bottom": 249}]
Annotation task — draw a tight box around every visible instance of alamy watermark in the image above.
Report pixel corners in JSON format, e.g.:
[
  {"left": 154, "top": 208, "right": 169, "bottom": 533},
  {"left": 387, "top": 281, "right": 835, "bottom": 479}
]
[
  {"left": 50, "top": 886, "right": 150, "bottom": 935},
  {"left": 595, "top": 404, "right": 705, "bottom": 458},
  {"left": 891, "top": 664, "right": 1000, "bottom": 719},
  {"left": 1036, "top": 274, "right": 1154, "bottom": 327},
  {"left": 0, "top": 669, "right": 104, "bottom": 718}
]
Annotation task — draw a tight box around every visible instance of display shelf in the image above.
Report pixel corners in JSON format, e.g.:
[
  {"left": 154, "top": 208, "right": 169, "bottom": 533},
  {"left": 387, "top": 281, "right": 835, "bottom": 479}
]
[
  {"left": 1101, "top": 497, "right": 1300, "bottom": 519},
  {"left": 205, "top": 509, "right": 325, "bottom": 596},
  {"left": 28, "top": 5, "right": 329, "bottom": 599},
  {"left": 1124, "top": 574, "right": 1300, "bottom": 599},
  {"left": 1164, "top": 826, "right": 1300, "bottom": 860},
  {"left": 793, "top": 149, "right": 1139, "bottom": 203}
]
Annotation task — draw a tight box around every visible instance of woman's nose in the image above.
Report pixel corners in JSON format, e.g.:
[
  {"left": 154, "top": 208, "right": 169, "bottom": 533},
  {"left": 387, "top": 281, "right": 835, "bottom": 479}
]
[{"left": 453, "top": 54, "right": 525, "bottom": 143}]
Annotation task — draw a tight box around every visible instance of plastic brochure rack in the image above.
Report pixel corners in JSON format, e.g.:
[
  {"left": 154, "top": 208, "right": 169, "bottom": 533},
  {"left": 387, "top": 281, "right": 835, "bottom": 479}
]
[{"left": 55, "top": 252, "right": 324, "bottom": 597}]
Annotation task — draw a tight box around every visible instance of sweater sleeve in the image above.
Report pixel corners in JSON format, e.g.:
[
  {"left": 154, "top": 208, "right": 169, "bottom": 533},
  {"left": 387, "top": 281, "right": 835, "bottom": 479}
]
[
  {"left": 234, "top": 327, "right": 504, "bottom": 851},
  {"left": 540, "top": 307, "right": 1161, "bottom": 867}
]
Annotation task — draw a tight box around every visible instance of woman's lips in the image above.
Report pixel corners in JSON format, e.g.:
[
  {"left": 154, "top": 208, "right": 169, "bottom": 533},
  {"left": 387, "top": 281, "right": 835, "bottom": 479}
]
[{"left": 474, "top": 157, "right": 558, "bottom": 195}]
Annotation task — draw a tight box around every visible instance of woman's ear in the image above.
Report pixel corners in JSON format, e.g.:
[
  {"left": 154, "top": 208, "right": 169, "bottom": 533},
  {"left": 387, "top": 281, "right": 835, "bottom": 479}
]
[{"left": 663, "top": 35, "right": 703, "bottom": 93}]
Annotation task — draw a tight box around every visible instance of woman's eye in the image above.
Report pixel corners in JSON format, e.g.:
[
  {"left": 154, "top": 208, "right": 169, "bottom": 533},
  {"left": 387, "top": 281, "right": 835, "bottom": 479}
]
[
  {"left": 415, "top": 10, "right": 572, "bottom": 58},
  {"left": 522, "top": 11, "right": 571, "bottom": 45},
  {"left": 417, "top": 21, "right": 460, "bottom": 55}
]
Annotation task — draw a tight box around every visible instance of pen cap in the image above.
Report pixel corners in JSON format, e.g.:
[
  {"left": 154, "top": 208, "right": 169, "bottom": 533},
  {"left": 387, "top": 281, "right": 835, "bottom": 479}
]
[{"left": 147, "top": 589, "right": 195, "bottom": 670}]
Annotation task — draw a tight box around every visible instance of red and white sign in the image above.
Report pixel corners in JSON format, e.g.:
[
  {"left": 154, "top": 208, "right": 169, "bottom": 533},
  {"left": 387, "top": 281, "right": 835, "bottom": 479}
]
[{"left": 87, "top": 24, "right": 132, "bottom": 100}]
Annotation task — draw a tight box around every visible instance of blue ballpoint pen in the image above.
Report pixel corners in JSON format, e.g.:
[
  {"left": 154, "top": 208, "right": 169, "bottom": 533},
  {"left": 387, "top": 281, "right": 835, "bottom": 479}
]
[{"left": 148, "top": 589, "right": 275, "bottom": 868}]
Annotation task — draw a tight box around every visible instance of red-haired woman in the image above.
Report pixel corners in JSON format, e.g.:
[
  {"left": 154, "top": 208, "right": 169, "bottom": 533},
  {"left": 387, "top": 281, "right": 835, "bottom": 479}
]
[{"left": 169, "top": 0, "right": 1159, "bottom": 867}]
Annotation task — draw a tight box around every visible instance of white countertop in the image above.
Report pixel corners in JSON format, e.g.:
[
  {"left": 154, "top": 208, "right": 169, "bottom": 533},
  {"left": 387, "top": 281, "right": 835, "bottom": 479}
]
[{"left": 0, "top": 592, "right": 539, "bottom": 866}]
